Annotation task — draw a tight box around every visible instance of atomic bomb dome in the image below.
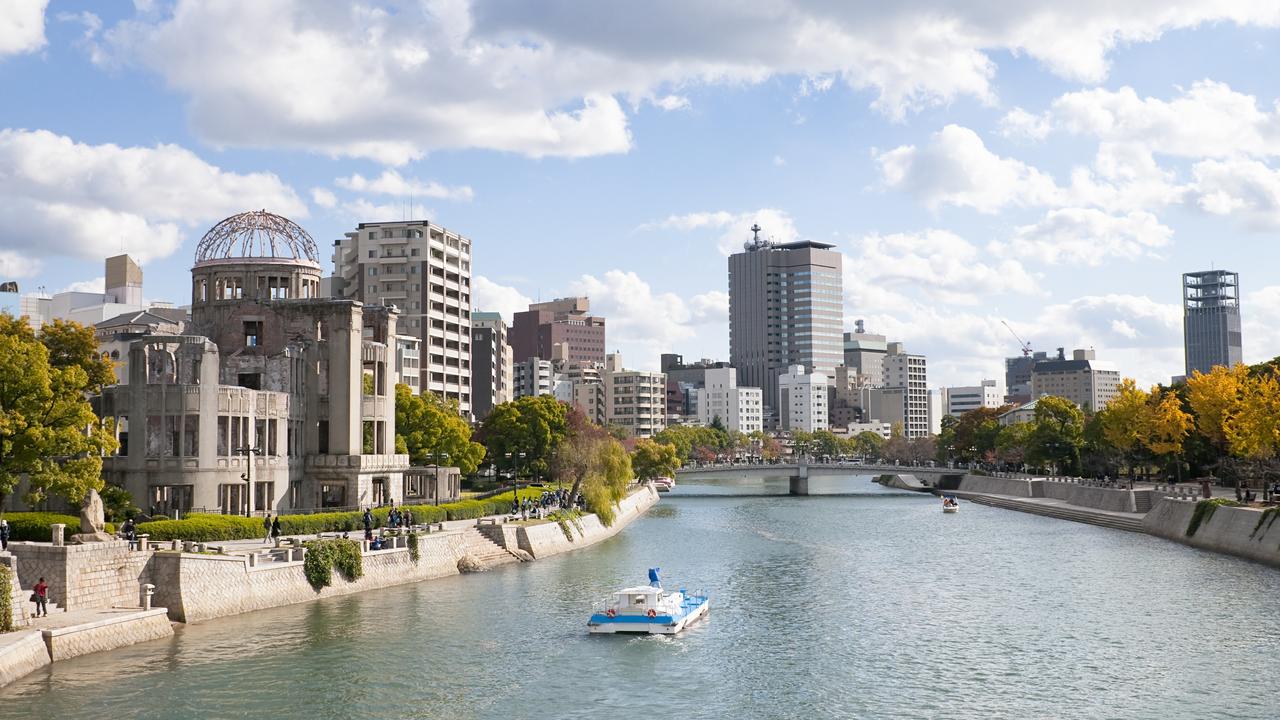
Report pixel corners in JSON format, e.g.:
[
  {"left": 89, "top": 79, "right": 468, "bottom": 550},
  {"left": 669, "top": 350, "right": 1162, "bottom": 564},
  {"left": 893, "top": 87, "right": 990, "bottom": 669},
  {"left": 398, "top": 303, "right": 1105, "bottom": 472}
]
[{"left": 194, "top": 210, "right": 319, "bottom": 266}]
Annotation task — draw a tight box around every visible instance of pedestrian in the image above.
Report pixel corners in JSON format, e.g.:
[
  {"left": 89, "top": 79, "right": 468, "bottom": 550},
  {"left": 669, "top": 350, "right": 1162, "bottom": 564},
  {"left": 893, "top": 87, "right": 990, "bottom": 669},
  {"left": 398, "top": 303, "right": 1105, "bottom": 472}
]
[
  {"left": 363, "top": 507, "right": 374, "bottom": 541},
  {"left": 0, "top": 518, "right": 9, "bottom": 552},
  {"left": 262, "top": 514, "right": 273, "bottom": 543},
  {"left": 1236, "top": 485, "right": 1244, "bottom": 502},
  {"left": 32, "top": 577, "right": 48, "bottom": 617},
  {"left": 404, "top": 509, "right": 413, "bottom": 528},
  {"left": 120, "top": 517, "right": 137, "bottom": 550},
  {"left": 271, "top": 515, "right": 281, "bottom": 540}
]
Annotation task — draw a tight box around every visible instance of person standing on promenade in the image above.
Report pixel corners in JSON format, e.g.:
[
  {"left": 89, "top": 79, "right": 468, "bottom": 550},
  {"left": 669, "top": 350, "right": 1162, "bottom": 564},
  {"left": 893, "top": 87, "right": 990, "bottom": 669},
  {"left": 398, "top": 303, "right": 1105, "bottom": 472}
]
[
  {"left": 363, "top": 508, "right": 374, "bottom": 541},
  {"left": 271, "top": 515, "right": 282, "bottom": 540},
  {"left": 404, "top": 508, "right": 413, "bottom": 528},
  {"left": 262, "top": 514, "right": 272, "bottom": 543},
  {"left": 32, "top": 577, "right": 48, "bottom": 617},
  {"left": 120, "top": 517, "right": 137, "bottom": 550},
  {"left": 0, "top": 518, "right": 9, "bottom": 552}
]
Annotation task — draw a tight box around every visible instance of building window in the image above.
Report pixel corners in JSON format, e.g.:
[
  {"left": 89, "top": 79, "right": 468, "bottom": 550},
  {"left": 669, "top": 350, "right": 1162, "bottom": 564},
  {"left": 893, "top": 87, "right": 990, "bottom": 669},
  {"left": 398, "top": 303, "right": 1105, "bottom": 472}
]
[{"left": 244, "top": 321, "right": 262, "bottom": 347}]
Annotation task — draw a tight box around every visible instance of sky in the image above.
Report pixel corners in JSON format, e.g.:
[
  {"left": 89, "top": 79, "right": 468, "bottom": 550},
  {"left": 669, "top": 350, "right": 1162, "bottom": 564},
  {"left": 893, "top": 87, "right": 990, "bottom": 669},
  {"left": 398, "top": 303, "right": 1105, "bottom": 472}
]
[{"left": 3, "top": 1, "right": 1280, "bottom": 389}]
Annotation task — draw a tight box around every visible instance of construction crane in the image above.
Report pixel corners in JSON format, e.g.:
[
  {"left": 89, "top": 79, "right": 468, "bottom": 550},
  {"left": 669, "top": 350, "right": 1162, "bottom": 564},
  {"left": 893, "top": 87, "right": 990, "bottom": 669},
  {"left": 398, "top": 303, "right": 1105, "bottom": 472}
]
[{"left": 1001, "top": 320, "right": 1032, "bottom": 357}]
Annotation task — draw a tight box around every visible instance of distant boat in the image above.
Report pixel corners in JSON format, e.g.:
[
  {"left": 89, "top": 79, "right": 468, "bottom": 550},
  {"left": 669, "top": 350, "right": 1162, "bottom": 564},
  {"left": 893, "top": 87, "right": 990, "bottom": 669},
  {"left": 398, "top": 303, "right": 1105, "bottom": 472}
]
[
  {"left": 588, "top": 570, "right": 709, "bottom": 635},
  {"left": 653, "top": 477, "right": 675, "bottom": 492},
  {"left": 942, "top": 494, "right": 960, "bottom": 514}
]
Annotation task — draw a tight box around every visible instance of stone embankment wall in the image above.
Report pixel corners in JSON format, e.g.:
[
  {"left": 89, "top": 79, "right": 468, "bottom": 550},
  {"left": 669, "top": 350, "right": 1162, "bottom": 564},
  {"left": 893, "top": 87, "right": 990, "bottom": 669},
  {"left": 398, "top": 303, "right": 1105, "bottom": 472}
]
[
  {"left": 0, "top": 632, "right": 49, "bottom": 687},
  {"left": 43, "top": 609, "right": 173, "bottom": 662},
  {"left": 955, "top": 476, "right": 1140, "bottom": 512},
  {"left": 517, "top": 485, "right": 658, "bottom": 559},
  {"left": 9, "top": 541, "right": 151, "bottom": 611},
  {"left": 956, "top": 475, "right": 1036, "bottom": 497},
  {"left": 1143, "top": 498, "right": 1280, "bottom": 568}
]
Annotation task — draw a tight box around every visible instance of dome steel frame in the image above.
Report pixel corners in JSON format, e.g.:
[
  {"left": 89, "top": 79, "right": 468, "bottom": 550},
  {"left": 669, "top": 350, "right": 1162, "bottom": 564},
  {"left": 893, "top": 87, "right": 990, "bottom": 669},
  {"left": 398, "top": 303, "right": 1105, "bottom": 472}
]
[{"left": 195, "top": 210, "right": 319, "bottom": 264}]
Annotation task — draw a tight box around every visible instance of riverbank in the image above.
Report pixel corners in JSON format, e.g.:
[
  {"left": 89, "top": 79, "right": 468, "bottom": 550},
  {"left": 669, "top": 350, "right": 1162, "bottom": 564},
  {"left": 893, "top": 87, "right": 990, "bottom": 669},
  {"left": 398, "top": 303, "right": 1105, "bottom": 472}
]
[{"left": 0, "top": 485, "right": 659, "bottom": 688}]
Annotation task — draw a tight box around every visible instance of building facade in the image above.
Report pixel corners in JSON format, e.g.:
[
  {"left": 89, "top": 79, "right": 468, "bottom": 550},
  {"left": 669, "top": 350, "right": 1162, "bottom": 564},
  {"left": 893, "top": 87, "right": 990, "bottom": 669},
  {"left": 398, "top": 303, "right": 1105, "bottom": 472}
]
[
  {"left": 21, "top": 255, "right": 153, "bottom": 331},
  {"left": 470, "top": 311, "right": 513, "bottom": 419},
  {"left": 843, "top": 320, "right": 887, "bottom": 382},
  {"left": 694, "top": 367, "right": 763, "bottom": 434},
  {"left": 513, "top": 358, "right": 555, "bottom": 399},
  {"left": 1030, "top": 348, "right": 1121, "bottom": 411},
  {"left": 1004, "top": 351, "right": 1048, "bottom": 406},
  {"left": 331, "top": 220, "right": 473, "bottom": 415},
  {"left": 510, "top": 297, "right": 605, "bottom": 365},
  {"left": 882, "top": 342, "right": 929, "bottom": 438},
  {"left": 97, "top": 211, "right": 410, "bottom": 517},
  {"left": 729, "top": 228, "right": 843, "bottom": 426},
  {"left": 602, "top": 354, "right": 666, "bottom": 438},
  {"left": 778, "top": 365, "right": 829, "bottom": 432},
  {"left": 1183, "top": 269, "right": 1243, "bottom": 377},
  {"left": 945, "top": 379, "right": 1003, "bottom": 417}
]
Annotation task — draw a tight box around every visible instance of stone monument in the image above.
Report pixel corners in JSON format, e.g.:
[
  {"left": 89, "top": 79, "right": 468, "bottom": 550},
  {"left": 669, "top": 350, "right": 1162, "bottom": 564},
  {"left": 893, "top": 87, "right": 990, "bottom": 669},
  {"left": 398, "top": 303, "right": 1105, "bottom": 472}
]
[{"left": 70, "top": 488, "right": 114, "bottom": 543}]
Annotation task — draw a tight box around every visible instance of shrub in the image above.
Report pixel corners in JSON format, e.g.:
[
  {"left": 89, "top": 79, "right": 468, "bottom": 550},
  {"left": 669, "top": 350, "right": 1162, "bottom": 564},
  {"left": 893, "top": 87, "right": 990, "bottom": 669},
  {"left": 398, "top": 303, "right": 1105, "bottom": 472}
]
[
  {"left": 2, "top": 513, "right": 116, "bottom": 542},
  {"left": 407, "top": 532, "right": 420, "bottom": 564},
  {"left": 303, "top": 538, "right": 363, "bottom": 590},
  {"left": 0, "top": 565, "right": 12, "bottom": 632},
  {"left": 1251, "top": 506, "right": 1280, "bottom": 539},
  {"left": 1186, "top": 498, "right": 1241, "bottom": 537},
  {"left": 137, "top": 514, "right": 262, "bottom": 542}
]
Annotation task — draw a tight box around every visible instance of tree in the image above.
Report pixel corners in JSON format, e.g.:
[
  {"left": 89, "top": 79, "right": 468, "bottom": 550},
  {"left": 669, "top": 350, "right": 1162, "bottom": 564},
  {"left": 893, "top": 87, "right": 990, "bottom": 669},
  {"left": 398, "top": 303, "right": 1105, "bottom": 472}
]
[
  {"left": 1027, "top": 396, "right": 1084, "bottom": 475},
  {"left": 553, "top": 409, "right": 633, "bottom": 524},
  {"left": 1143, "top": 388, "right": 1192, "bottom": 482},
  {"left": 476, "top": 395, "right": 568, "bottom": 481},
  {"left": 951, "top": 407, "right": 1005, "bottom": 464},
  {"left": 1098, "top": 379, "right": 1150, "bottom": 477},
  {"left": 852, "top": 431, "right": 885, "bottom": 459},
  {"left": 394, "top": 384, "right": 486, "bottom": 474},
  {"left": 790, "top": 430, "right": 815, "bottom": 458},
  {"left": 708, "top": 415, "right": 727, "bottom": 434},
  {"left": 995, "top": 422, "right": 1032, "bottom": 470},
  {"left": 0, "top": 315, "right": 117, "bottom": 508},
  {"left": 811, "top": 430, "right": 842, "bottom": 459},
  {"left": 631, "top": 439, "right": 679, "bottom": 480}
]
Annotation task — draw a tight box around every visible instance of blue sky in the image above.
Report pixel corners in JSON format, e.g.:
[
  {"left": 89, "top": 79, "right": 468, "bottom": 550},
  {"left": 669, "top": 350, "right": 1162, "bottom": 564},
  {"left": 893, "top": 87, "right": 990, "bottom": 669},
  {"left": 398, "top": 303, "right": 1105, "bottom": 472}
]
[{"left": 4, "top": 1, "right": 1280, "bottom": 388}]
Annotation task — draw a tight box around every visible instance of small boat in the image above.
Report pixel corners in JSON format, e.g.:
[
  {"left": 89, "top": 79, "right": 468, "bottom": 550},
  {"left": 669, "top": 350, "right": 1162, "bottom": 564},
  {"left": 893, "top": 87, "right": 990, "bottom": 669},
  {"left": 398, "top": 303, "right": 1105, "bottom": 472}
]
[
  {"left": 588, "top": 569, "right": 709, "bottom": 635},
  {"left": 942, "top": 494, "right": 960, "bottom": 513},
  {"left": 653, "top": 476, "right": 675, "bottom": 493}
]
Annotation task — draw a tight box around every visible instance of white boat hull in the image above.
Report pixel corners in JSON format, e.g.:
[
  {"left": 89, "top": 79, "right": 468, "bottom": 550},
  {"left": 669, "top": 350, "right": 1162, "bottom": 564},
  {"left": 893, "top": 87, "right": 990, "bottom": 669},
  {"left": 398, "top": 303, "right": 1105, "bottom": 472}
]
[
  {"left": 588, "top": 599, "right": 710, "bottom": 635},
  {"left": 943, "top": 506, "right": 959, "bottom": 513}
]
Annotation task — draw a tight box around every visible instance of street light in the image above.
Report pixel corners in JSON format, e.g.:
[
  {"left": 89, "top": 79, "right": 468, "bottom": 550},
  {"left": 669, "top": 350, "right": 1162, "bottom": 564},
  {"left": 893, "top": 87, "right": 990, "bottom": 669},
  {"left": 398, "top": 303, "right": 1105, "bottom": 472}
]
[
  {"left": 433, "top": 450, "right": 450, "bottom": 506},
  {"left": 505, "top": 451, "right": 526, "bottom": 510},
  {"left": 234, "top": 444, "right": 264, "bottom": 518}
]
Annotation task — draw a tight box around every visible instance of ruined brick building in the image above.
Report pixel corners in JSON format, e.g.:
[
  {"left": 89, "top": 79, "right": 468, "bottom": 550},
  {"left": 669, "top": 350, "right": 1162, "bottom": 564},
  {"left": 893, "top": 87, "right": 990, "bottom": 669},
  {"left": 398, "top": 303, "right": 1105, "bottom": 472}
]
[{"left": 97, "top": 211, "right": 410, "bottom": 516}]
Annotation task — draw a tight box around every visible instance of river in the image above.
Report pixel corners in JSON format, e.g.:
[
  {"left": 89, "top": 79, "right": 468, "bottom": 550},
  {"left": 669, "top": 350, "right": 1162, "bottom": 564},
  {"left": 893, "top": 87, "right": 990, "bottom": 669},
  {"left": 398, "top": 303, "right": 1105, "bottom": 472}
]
[{"left": 3, "top": 475, "right": 1279, "bottom": 719}]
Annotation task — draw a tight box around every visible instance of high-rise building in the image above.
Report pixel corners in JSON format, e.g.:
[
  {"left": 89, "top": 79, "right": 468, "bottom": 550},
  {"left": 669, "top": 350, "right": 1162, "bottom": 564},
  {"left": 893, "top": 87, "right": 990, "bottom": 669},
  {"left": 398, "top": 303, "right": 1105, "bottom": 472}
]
[
  {"left": 660, "top": 354, "right": 736, "bottom": 417},
  {"left": 729, "top": 227, "right": 843, "bottom": 425},
  {"left": 843, "top": 320, "right": 887, "bottom": 382},
  {"left": 601, "top": 353, "right": 666, "bottom": 438},
  {"left": 945, "top": 379, "right": 1003, "bottom": 417},
  {"left": 778, "top": 365, "right": 829, "bottom": 432},
  {"left": 1030, "top": 348, "right": 1121, "bottom": 411},
  {"left": 511, "top": 297, "right": 605, "bottom": 364},
  {"left": 1183, "top": 270, "right": 1243, "bottom": 377},
  {"left": 513, "top": 358, "right": 555, "bottom": 399},
  {"left": 1005, "top": 351, "right": 1048, "bottom": 405},
  {"left": 882, "top": 342, "right": 929, "bottom": 438},
  {"left": 331, "top": 220, "right": 473, "bottom": 415},
  {"left": 471, "top": 311, "right": 513, "bottom": 420},
  {"left": 694, "top": 367, "right": 763, "bottom": 434}
]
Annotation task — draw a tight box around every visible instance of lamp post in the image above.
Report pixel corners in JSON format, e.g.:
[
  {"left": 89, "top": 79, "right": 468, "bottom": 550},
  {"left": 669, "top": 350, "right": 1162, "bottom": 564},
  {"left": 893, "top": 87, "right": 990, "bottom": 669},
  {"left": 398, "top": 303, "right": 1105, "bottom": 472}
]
[
  {"left": 433, "top": 450, "right": 449, "bottom": 506},
  {"left": 505, "top": 451, "right": 526, "bottom": 509},
  {"left": 234, "top": 444, "right": 263, "bottom": 517}
]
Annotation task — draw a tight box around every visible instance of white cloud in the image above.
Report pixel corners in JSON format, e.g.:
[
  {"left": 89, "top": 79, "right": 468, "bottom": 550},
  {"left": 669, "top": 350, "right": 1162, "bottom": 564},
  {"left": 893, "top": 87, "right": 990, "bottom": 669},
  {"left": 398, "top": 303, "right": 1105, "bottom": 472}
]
[
  {"left": 0, "top": 0, "right": 47, "bottom": 56},
  {"left": 998, "top": 107, "right": 1051, "bottom": 141},
  {"left": 95, "top": 1, "right": 1280, "bottom": 161},
  {"left": 0, "top": 129, "right": 305, "bottom": 265},
  {"left": 60, "top": 276, "right": 105, "bottom": 294},
  {"left": 994, "top": 208, "right": 1173, "bottom": 265},
  {"left": 0, "top": 251, "right": 41, "bottom": 279},
  {"left": 876, "top": 125, "right": 1062, "bottom": 213},
  {"left": 570, "top": 270, "right": 725, "bottom": 370},
  {"left": 1243, "top": 285, "right": 1280, "bottom": 364},
  {"left": 472, "top": 275, "right": 533, "bottom": 324},
  {"left": 338, "top": 198, "right": 419, "bottom": 225},
  {"left": 772, "top": 155, "right": 786, "bottom": 167},
  {"left": 1190, "top": 157, "right": 1280, "bottom": 229},
  {"left": 310, "top": 187, "right": 338, "bottom": 209},
  {"left": 1046, "top": 81, "right": 1280, "bottom": 158},
  {"left": 640, "top": 207, "right": 798, "bottom": 255},
  {"left": 653, "top": 95, "right": 690, "bottom": 111},
  {"left": 848, "top": 229, "right": 1039, "bottom": 307},
  {"left": 334, "top": 170, "right": 474, "bottom": 201}
]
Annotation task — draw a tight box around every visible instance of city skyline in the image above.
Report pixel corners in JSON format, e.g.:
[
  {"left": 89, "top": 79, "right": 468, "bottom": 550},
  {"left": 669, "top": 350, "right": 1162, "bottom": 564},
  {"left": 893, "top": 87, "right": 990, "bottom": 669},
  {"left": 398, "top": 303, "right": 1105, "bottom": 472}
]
[{"left": 5, "top": 3, "right": 1280, "bottom": 387}]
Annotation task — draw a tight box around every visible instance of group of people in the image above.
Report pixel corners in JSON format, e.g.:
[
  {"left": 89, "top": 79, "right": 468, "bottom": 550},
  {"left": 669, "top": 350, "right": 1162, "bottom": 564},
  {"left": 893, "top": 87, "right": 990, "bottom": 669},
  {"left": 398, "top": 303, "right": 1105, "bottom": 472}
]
[
  {"left": 262, "top": 514, "right": 283, "bottom": 542},
  {"left": 359, "top": 506, "right": 416, "bottom": 542},
  {"left": 512, "top": 489, "right": 577, "bottom": 521}
]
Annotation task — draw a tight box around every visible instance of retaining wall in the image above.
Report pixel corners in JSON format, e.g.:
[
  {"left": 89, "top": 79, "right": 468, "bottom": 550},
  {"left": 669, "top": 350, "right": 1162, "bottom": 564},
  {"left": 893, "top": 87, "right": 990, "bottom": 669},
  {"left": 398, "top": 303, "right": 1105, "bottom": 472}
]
[
  {"left": 8, "top": 541, "right": 151, "bottom": 611},
  {"left": 517, "top": 485, "right": 658, "bottom": 559},
  {"left": 43, "top": 609, "right": 173, "bottom": 662},
  {"left": 1040, "top": 482, "right": 1136, "bottom": 512},
  {"left": 1143, "top": 498, "right": 1280, "bottom": 568},
  {"left": 0, "top": 631, "right": 49, "bottom": 687},
  {"left": 956, "top": 475, "right": 1036, "bottom": 498}
]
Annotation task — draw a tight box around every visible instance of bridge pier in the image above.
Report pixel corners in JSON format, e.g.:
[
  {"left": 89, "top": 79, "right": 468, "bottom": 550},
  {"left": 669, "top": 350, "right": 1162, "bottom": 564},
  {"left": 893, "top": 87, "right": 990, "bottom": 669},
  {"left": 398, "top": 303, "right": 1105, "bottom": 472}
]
[{"left": 789, "top": 464, "right": 809, "bottom": 495}]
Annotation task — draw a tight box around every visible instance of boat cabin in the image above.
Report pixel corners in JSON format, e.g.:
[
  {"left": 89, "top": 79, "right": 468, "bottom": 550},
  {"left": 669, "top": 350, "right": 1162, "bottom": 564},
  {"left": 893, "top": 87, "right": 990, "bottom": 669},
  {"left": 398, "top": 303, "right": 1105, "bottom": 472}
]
[{"left": 614, "top": 586, "right": 663, "bottom": 613}]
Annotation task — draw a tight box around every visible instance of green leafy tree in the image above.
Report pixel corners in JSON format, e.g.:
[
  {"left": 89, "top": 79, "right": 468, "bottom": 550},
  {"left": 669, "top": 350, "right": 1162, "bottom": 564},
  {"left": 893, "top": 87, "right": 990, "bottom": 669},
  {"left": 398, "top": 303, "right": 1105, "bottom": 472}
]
[
  {"left": 631, "top": 439, "right": 679, "bottom": 480},
  {"left": 1027, "top": 396, "right": 1085, "bottom": 475},
  {"left": 0, "top": 315, "right": 117, "bottom": 508},
  {"left": 553, "top": 408, "right": 633, "bottom": 524},
  {"left": 951, "top": 407, "right": 1006, "bottom": 464},
  {"left": 852, "top": 431, "right": 886, "bottom": 459},
  {"left": 811, "top": 430, "right": 842, "bottom": 458},
  {"left": 995, "top": 422, "right": 1032, "bottom": 469},
  {"left": 477, "top": 394, "right": 568, "bottom": 481},
  {"left": 394, "top": 384, "right": 486, "bottom": 473}
]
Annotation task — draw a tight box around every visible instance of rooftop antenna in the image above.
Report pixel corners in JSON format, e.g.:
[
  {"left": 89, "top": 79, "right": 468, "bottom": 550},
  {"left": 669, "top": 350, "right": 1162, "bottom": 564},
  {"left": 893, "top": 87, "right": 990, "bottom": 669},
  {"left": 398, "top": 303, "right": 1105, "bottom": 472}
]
[{"left": 751, "top": 223, "right": 761, "bottom": 243}]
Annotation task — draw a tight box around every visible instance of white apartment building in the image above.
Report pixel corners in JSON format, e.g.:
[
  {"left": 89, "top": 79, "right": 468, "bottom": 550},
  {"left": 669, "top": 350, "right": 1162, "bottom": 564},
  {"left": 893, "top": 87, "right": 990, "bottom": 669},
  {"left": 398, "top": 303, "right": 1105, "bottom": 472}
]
[
  {"left": 779, "top": 365, "right": 829, "bottom": 432},
  {"left": 395, "top": 335, "right": 421, "bottom": 394},
  {"left": 603, "top": 353, "right": 666, "bottom": 438},
  {"left": 514, "top": 358, "right": 555, "bottom": 399},
  {"left": 331, "top": 220, "right": 473, "bottom": 415},
  {"left": 1030, "top": 348, "right": 1121, "bottom": 412},
  {"left": 22, "top": 255, "right": 152, "bottom": 331},
  {"left": 694, "top": 367, "right": 763, "bottom": 434},
  {"left": 882, "top": 342, "right": 929, "bottom": 438},
  {"left": 945, "top": 379, "right": 1003, "bottom": 417}
]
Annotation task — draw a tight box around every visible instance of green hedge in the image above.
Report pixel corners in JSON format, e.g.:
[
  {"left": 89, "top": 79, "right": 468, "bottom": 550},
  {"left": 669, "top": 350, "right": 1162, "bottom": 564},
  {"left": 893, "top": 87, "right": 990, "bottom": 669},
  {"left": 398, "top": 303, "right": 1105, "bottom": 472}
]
[
  {"left": 134, "top": 489, "right": 548, "bottom": 543},
  {"left": 1, "top": 513, "right": 116, "bottom": 542},
  {"left": 303, "top": 538, "right": 363, "bottom": 590}
]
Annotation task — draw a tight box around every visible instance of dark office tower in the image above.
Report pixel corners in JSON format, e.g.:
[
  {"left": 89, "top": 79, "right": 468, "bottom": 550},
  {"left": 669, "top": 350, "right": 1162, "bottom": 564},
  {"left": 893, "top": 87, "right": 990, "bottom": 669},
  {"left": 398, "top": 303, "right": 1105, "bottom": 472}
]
[{"left": 1183, "top": 270, "right": 1242, "bottom": 377}]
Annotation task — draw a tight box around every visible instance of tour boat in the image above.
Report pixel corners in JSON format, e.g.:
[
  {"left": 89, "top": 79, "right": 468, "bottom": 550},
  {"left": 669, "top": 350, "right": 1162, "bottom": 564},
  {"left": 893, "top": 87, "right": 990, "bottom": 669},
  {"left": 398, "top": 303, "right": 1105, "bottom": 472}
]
[
  {"left": 588, "top": 570, "right": 709, "bottom": 635},
  {"left": 653, "top": 476, "right": 675, "bottom": 493},
  {"left": 942, "top": 495, "right": 960, "bottom": 513}
]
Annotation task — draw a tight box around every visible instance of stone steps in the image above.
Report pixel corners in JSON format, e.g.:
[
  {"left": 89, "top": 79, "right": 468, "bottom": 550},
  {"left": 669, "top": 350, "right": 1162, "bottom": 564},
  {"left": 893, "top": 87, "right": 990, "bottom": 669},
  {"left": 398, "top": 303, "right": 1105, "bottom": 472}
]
[
  {"left": 460, "top": 530, "right": 521, "bottom": 567},
  {"left": 965, "top": 494, "right": 1147, "bottom": 533}
]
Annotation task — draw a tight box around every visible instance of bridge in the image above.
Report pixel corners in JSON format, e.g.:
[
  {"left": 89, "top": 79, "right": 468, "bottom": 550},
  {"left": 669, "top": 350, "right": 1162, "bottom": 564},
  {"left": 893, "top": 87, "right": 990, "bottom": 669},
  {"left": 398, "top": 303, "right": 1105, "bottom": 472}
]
[{"left": 674, "top": 462, "right": 961, "bottom": 495}]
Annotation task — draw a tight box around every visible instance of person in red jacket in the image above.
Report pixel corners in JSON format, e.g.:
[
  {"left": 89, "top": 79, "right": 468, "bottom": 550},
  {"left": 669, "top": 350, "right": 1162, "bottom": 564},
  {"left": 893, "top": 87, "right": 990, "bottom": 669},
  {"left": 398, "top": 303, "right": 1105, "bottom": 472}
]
[{"left": 33, "top": 577, "right": 48, "bottom": 617}]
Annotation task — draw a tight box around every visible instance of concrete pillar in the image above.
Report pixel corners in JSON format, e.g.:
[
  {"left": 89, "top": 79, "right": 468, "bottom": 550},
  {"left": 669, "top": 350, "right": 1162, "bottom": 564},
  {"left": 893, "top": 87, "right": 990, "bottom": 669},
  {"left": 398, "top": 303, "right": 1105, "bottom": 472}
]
[
  {"left": 789, "top": 475, "right": 808, "bottom": 495},
  {"left": 51, "top": 524, "right": 65, "bottom": 546},
  {"left": 137, "top": 534, "right": 149, "bottom": 552},
  {"left": 141, "top": 583, "right": 155, "bottom": 610}
]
